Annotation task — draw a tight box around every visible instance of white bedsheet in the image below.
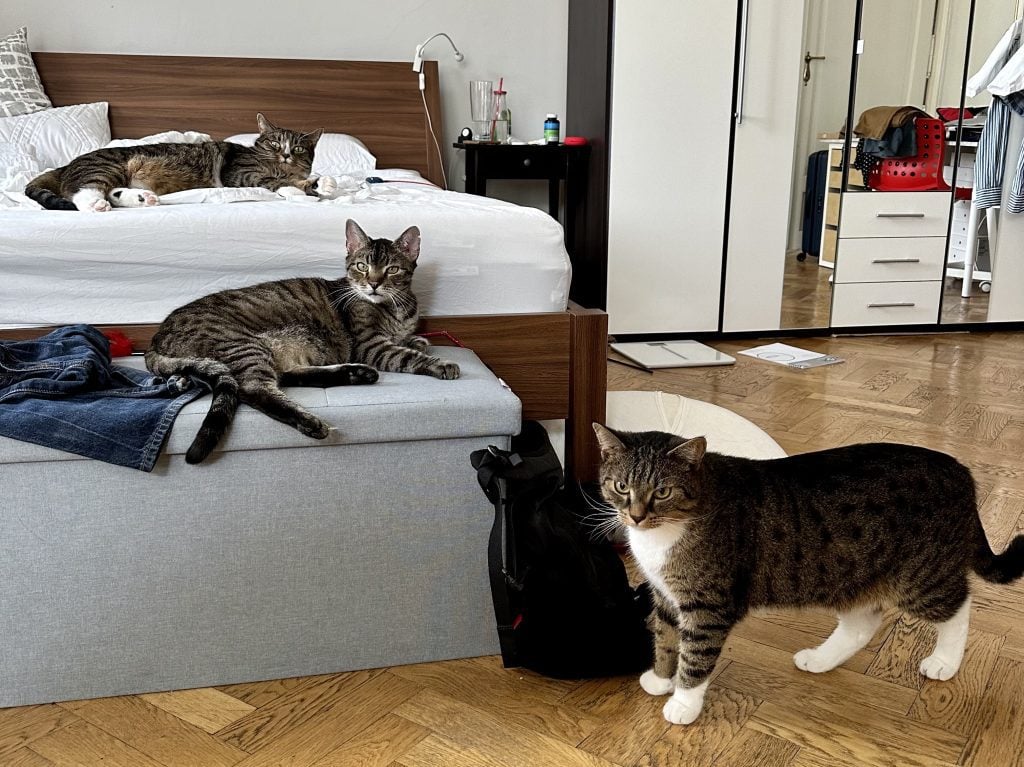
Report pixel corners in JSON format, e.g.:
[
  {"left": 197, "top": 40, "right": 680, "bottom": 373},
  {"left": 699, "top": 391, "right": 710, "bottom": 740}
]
[{"left": 0, "top": 176, "right": 571, "bottom": 327}]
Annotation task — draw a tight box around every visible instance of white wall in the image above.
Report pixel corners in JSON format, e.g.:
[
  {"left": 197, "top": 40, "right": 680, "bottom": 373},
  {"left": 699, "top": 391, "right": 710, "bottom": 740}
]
[{"left": 2, "top": 1, "right": 568, "bottom": 203}]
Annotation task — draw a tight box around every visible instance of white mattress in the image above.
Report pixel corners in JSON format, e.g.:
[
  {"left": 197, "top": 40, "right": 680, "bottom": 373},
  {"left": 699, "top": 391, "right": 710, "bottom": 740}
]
[{"left": 0, "top": 177, "right": 571, "bottom": 327}]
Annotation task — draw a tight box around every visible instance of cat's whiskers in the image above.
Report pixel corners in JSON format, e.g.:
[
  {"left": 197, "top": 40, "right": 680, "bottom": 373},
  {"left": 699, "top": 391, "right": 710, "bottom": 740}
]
[{"left": 329, "top": 286, "right": 362, "bottom": 312}]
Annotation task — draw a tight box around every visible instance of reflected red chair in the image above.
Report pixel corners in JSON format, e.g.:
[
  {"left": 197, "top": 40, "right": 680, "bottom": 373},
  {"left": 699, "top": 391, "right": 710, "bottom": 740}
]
[{"left": 867, "top": 117, "right": 971, "bottom": 200}]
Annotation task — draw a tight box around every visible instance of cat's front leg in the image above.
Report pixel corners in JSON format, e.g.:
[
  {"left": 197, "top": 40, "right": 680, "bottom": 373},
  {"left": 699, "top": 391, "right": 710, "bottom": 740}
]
[
  {"left": 639, "top": 599, "right": 679, "bottom": 696},
  {"left": 110, "top": 188, "right": 159, "bottom": 208},
  {"left": 314, "top": 175, "right": 338, "bottom": 197},
  {"left": 402, "top": 335, "right": 431, "bottom": 352},
  {"left": 662, "top": 607, "right": 734, "bottom": 725},
  {"left": 367, "top": 342, "right": 460, "bottom": 379}
]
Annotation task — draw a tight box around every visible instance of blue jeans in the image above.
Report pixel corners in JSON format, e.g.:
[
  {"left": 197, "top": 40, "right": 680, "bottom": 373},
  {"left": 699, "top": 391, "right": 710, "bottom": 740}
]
[{"left": 0, "top": 324, "right": 206, "bottom": 471}]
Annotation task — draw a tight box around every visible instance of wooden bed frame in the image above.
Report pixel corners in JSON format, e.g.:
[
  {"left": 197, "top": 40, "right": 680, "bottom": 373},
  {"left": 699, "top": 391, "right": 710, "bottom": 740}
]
[{"left": 3, "top": 52, "right": 608, "bottom": 481}]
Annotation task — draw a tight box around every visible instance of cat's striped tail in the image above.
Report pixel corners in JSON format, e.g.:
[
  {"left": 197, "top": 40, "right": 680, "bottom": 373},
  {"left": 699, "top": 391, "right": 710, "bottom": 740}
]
[
  {"left": 974, "top": 534, "right": 1024, "bottom": 584},
  {"left": 24, "top": 170, "right": 76, "bottom": 211},
  {"left": 145, "top": 353, "right": 240, "bottom": 464}
]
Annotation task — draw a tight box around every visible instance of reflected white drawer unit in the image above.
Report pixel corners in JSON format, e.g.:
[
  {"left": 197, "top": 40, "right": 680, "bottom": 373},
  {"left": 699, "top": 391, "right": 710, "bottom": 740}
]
[
  {"left": 831, "top": 281, "right": 944, "bottom": 326},
  {"left": 834, "top": 190, "right": 950, "bottom": 326}
]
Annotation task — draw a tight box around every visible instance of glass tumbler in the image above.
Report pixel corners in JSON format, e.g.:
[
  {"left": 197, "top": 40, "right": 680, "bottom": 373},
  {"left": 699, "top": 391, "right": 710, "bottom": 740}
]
[{"left": 469, "top": 80, "right": 495, "bottom": 141}]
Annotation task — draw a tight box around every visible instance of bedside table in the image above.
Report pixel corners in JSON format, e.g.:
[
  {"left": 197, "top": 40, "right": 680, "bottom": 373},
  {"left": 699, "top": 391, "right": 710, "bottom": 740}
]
[{"left": 454, "top": 142, "right": 590, "bottom": 260}]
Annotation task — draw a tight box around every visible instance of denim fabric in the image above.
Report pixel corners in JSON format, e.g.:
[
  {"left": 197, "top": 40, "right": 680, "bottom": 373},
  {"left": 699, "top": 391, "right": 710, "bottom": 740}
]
[{"left": 0, "top": 324, "right": 206, "bottom": 471}]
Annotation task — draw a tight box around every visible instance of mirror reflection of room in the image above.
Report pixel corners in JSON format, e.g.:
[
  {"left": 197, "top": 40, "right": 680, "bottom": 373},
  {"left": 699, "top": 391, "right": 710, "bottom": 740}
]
[
  {"left": 780, "top": 0, "right": 1024, "bottom": 330},
  {"left": 779, "top": 0, "right": 856, "bottom": 330},
  {"left": 843, "top": 0, "right": 1021, "bottom": 327}
]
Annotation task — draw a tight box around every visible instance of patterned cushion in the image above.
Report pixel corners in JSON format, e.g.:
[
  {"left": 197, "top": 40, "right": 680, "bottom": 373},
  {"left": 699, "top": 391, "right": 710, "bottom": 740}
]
[{"left": 0, "top": 27, "right": 52, "bottom": 117}]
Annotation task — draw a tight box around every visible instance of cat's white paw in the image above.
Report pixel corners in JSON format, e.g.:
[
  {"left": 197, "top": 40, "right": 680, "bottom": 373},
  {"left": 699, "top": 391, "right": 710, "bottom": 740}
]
[
  {"left": 662, "top": 690, "right": 704, "bottom": 725},
  {"left": 794, "top": 648, "right": 840, "bottom": 674},
  {"left": 110, "top": 188, "right": 159, "bottom": 208},
  {"left": 639, "top": 670, "right": 675, "bottom": 696},
  {"left": 315, "top": 175, "right": 338, "bottom": 197},
  {"left": 86, "top": 198, "right": 112, "bottom": 212},
  {"left": 920, "top": 654, "right": 960, "bottom": 681}
]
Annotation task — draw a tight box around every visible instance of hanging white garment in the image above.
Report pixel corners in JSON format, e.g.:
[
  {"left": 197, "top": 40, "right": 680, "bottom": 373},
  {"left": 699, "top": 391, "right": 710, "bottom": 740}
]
[{"left": 968, "top": 19, "right": 1023, "bottom": 96}]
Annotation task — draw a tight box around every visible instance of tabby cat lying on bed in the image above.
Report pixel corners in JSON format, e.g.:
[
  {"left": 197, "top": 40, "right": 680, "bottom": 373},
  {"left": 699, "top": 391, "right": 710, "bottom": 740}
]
[
  {"left": 25, "top": 113, "right": 336, "bottom": 212},
  {"left": 146, "top": 219, "right": 460, "bottom": 464},
  {"left": 592, "top": 425, "right": 1024, "bottom": 726}
]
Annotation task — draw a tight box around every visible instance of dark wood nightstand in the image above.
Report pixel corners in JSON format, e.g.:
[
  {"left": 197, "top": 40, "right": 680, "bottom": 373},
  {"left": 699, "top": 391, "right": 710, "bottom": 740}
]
[{"left": 453, "top": 141, "right": 590, "bottom": 262}]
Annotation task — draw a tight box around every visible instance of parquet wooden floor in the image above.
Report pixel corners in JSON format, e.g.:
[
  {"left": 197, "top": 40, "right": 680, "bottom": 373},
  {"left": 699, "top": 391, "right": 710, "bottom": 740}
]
[{"left": 4, "top": 331, "right": 1024, "bottom": 766}]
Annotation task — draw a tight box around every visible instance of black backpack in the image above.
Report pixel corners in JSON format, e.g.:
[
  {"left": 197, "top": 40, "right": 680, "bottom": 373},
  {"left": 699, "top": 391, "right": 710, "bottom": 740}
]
[{"left": 471, "top": 421, "right": 653, "bottom": 679}]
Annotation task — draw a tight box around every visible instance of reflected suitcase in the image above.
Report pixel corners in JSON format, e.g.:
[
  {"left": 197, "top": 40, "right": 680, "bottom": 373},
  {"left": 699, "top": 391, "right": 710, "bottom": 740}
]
[{"left": 800, "top": 150, "right": 828, "bottom": 260}]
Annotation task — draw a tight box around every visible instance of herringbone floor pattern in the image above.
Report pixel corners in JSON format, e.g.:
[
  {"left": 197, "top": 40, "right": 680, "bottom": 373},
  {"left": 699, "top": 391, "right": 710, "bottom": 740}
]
[{"left": 4, "top": 331, "right": 1024, "bottom": 766}]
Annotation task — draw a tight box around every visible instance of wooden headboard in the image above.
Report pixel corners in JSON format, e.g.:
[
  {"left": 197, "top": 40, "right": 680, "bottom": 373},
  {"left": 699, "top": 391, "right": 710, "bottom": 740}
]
[{"left": 32, "top": 53, "right": 444, "bottom": 186}]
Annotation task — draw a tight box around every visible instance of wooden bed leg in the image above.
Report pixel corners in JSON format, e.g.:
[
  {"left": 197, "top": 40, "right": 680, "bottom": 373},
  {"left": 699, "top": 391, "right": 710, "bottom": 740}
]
[{"left": 566, "top": 303, "right": 608, "bottom": 484}]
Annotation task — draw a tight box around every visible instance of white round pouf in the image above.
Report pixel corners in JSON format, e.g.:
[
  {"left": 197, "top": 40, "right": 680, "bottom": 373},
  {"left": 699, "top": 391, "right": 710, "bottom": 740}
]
[{"left": 605, "top": 391, "right": 786, "bottom": 460}]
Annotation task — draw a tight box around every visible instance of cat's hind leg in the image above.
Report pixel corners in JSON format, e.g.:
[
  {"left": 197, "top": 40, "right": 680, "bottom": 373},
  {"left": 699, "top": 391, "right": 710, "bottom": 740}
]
[
  {"left": 918, "top": 595, "right": 971, "bottom": 681},
  {"left": 901, "top": 573, "right": 971, "bottom": 681},
  {"left": 110, "top": 188, "right": 159, "bottom": 208},
  {"left": 239, "top": 377, "right": 331, "bottom": 439},
  {"left": 279, "top": 364, "right": 378, "bottom": 388},
  {"left": 793, "top": 604, "right": 883, "bottom": 673}
]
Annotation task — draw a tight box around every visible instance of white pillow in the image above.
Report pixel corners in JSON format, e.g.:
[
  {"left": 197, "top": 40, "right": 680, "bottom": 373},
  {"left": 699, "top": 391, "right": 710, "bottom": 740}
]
[
  {"left": 0, "top": 101, "right": 110, "bottom": 169},
  {"left": 0, "top": 27, "right": 52, "bottom": 117},
  {"left": 0, "top": 139, "right": 42, "bottom": 192},
  {"left": 105, "top": 130, "right": 212, "bottom": 148},
  {"left": 225, "top": 131, "right": 377, "bottom": 175}
]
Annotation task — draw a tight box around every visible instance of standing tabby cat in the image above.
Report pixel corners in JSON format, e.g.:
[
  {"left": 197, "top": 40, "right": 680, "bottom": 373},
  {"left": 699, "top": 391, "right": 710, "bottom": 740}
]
[
  {"left": 25, "top": 113, "right": 335, "bottom": 212},
  {"left": 592, "top": 425, "right": 1024, "bottom": 726},
  {"left": 146, "top": 219, "right": 459, "bottom": 464}
]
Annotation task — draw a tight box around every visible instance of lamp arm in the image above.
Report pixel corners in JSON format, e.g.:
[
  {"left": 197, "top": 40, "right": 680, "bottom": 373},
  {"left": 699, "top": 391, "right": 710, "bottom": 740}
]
[{"left": 412, "top": 31, "right": 464, "bottom": 73}]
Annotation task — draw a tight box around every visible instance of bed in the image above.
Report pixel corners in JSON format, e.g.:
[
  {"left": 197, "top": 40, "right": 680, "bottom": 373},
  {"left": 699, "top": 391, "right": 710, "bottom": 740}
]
[{"left": 0, "top": 52, "right": 606, "bottom": 481}]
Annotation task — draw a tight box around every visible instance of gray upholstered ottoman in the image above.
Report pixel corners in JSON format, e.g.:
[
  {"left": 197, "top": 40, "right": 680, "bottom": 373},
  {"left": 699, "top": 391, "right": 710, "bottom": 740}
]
[{"left": 0, "top": 346, "right": 518, "bottom": 708}]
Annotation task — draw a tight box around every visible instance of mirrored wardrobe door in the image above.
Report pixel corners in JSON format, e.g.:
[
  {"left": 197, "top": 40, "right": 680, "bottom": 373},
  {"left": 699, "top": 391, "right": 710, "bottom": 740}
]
[
  {"left": 941, "top": 0, "right": 1022, "bottom": 324},
  {"left": 833, "top": 0, "right": 956, "bottom": 328},
  {"left": 722, "top": 0, "right": 856, "bottom": 332}
]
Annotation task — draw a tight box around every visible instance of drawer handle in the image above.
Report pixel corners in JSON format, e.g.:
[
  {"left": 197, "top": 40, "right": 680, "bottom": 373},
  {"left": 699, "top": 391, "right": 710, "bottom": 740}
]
[
  {"left": 875, "top": 212, "right": 926, "bottom": 218},
  {"left": 871, "top": 258, "right": 921, "bottom": 264},
  {"left": 523, "top": 158, "right": 532, "bottom": 167},
  {"left": 867, "top": 302, "right": 916, "bottom": 308}
]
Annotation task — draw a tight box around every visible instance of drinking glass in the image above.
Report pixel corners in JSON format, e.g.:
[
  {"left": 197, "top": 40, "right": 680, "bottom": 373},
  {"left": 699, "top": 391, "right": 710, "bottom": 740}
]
[{"left": 469, "top": 80, "right": 495, "bottom": 141}]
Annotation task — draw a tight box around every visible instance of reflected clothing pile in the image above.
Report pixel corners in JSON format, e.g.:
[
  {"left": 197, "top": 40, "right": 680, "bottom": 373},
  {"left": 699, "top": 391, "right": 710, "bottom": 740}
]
[
  {"left": 0, "top": 324, "right": 205, "bottom": 471},
  {"left": 851, "top": 106, "right": 931, "bottom": 186}
]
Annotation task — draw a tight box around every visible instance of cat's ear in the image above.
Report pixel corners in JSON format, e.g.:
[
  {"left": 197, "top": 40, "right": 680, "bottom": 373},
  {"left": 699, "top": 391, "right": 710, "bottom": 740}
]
[
  {"left": 256, "top": 113, "right": 277, "bottom": 134},
  {"left": 592, "top": 423, "right": 625, "bottom": 457},
  {"left": 667, "top": 436, "right": 707, "bottom": 467},
  {"left": 394, "top": 226, "right": 421, "bottom": 262},
  {"left": 346, "top": 219, "right": 371, "bottom": 255},
  {"left": 304, "top": 128, "right": 324, "bottom": 147}
]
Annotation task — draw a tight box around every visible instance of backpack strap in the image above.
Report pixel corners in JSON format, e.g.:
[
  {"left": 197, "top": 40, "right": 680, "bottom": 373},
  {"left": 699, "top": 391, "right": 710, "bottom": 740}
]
[{"left": 471, "top": 446, "right": 525, "bottom": 664}]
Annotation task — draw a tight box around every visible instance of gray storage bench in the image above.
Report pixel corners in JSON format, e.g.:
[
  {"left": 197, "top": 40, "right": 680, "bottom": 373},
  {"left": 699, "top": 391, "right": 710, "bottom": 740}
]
[{"left": 0, "top": 346, "right": 519, "bottom": 708}]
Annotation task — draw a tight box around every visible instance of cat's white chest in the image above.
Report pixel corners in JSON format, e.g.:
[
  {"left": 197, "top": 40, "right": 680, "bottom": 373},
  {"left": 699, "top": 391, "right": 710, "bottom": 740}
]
[{"left": 628, "top": 524, "right": 684, "bottom": 606}]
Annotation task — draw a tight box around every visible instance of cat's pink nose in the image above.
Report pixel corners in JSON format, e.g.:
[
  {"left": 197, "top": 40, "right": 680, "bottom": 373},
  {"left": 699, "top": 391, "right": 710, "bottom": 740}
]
[{"left": 629, "top": 512, "right": 647, "bottom": 525}]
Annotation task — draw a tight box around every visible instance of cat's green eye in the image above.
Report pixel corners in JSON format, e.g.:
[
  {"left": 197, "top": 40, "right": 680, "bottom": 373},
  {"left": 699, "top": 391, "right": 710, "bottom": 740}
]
[
  {"left": 613, "top": 480, "right": 629, "bottom": 494},
  {"left": 653, "top": 486, "right": 673, "bottom": 500},
  {"left": 270, "top": 141, "right": 280, "bottom": 149},
  {"left": 386, "top": 266, "right": 401, "bottom": 275},
  {"left": 293, "top": 146, "right": 306, "bottom": 154},
  {"left": 354, "top": 262, "right": 369, "bottom": 273}
]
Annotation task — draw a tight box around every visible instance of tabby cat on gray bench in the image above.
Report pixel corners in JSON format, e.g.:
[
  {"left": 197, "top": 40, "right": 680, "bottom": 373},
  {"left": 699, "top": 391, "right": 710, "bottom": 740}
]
[{"left": 147, "top": 219, "right": 459, "bottom": 464}]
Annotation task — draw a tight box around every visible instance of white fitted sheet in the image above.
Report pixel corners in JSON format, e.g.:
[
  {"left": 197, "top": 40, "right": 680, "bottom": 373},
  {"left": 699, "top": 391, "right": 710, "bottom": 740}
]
[{"left": 0, "top": 178, "right": 571, "bottom": 327}]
